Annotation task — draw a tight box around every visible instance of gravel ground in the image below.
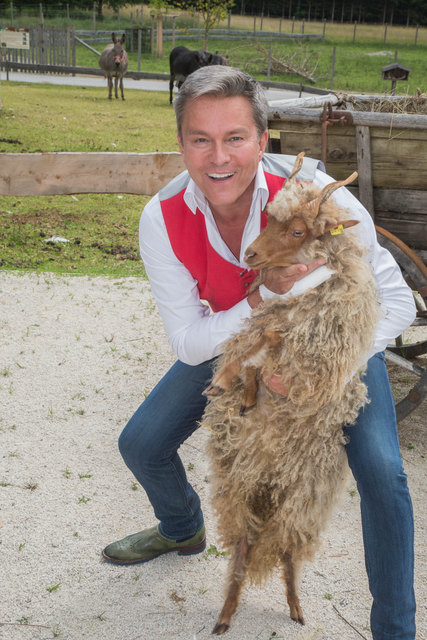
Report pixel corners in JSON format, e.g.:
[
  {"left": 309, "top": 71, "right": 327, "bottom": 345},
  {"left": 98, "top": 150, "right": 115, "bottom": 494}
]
[{"left": 1, "top": 271, "right": 425, "bottom": 640}]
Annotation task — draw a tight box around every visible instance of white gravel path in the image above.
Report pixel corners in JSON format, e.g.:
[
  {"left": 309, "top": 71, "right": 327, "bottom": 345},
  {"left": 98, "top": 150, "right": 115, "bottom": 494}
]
[{"left": 0, "top": 271, "right": 425, "bottom": 640}]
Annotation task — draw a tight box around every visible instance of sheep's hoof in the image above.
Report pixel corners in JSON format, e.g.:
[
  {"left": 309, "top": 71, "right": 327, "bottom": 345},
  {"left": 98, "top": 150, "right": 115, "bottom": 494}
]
[
  {"left": 239, "top": 402, "right": 256, "bottom": 416},
  {"left": 203, "top": 384, "right": 225, "bottom": 397},
  {"left": 212, "top": 622, "right": 230, "bottom": 635},
  {"left": 291, "top": 613, "right": 305, "bottom": 625}
]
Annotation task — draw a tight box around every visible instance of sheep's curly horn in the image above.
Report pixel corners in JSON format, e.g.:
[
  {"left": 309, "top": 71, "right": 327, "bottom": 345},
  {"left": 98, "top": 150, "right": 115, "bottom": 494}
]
[
  {"left": 307, "top": 171, "right": 358, "bottom": 217},
  {"left": 284, "top": 151, "right": 305, "bottom": 188}
]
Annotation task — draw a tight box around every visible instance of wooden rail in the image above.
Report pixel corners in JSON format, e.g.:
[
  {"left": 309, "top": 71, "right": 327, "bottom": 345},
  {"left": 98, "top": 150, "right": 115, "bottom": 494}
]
[{"left": 0, "top": 152, "right": 185, "bottom": 196}]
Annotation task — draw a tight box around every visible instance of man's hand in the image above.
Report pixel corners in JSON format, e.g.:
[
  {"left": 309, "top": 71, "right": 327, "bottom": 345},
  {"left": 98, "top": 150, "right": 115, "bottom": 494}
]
[
  {"left": 261, "top": 370, "right": 289, "bottom": 397},
  {"left": 263, "top": 257, "right": 326, "bottom": 294},
  {"left": 247, "top": 257, "right": 326, "bottom": 308}
]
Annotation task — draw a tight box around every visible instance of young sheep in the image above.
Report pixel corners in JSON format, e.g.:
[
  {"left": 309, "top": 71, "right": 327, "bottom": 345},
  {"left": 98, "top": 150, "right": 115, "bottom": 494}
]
[{"left": 202, "top": 153, "right": 380, "bottom": 635}]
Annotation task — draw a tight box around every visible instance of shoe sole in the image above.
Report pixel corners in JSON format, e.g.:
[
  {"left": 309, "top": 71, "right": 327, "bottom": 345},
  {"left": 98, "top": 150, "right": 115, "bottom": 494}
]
[{"left": 101, "top": 537, "right": 206, "bottom": 566}]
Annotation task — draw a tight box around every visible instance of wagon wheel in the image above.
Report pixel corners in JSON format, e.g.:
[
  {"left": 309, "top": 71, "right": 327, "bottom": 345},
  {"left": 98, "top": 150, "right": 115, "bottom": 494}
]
[{"left": 375, "top": 225, "right": 427, "bottom": 422}]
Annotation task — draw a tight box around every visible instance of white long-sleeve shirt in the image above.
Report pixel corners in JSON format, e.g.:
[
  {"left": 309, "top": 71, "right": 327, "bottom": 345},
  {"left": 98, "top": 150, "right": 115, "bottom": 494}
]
[{"left": 139, "top": 159, "right": 416, "bottom": 366}]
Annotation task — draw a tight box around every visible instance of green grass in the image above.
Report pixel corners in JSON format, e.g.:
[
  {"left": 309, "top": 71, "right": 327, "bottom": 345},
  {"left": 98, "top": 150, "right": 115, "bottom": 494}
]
[
  {"left": 0, "top": 85, "right": 178, "bottom": 277},
  {"left": 0, "top": 192, "right": 149, "bottom": 276},
  {"left": 0, "top": 84, "right": 178, "bottom": 153}
]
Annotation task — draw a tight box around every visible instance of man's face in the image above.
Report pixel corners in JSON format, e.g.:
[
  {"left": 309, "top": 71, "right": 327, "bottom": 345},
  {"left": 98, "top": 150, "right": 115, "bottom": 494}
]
[{"left": 177, "top": 95, "right": 268, "bottom": 216}]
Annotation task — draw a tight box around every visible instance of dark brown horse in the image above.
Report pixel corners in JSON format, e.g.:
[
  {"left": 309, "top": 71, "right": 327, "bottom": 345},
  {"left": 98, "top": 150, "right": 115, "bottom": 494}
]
[{"left": 99, "top": 33, "right": 129, "bottom": 100}]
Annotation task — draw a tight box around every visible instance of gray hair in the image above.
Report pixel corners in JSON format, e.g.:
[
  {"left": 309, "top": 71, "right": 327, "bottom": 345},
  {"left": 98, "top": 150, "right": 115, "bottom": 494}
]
[{"left": 174, "top": 66, "right": 269, "bottom": 140}]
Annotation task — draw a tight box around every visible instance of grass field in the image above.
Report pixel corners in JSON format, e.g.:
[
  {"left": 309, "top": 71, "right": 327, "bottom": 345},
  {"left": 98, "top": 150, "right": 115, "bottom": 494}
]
[
  {"left": 70, "top": 20, "right": 427, "bottom": 95},
  {"left": 0, "top": 85, "right": 180, "bottom": 277},
  {"left": 70, "top": 36, "right": 427, "bottom": 95}
]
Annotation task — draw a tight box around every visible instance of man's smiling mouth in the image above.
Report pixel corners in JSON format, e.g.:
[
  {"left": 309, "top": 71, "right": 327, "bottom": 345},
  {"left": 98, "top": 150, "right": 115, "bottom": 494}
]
[{"left": 207, "top": 172, "right": 235, "bottom": 180}]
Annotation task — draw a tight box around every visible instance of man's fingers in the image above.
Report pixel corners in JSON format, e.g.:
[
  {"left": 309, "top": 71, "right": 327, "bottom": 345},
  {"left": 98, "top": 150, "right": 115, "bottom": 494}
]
[
  {"left": 305, "top": 257, "right": 327, "bottom": 274},
  {"left": 264, "top": 258, "right": 328, "bottom": 293}
]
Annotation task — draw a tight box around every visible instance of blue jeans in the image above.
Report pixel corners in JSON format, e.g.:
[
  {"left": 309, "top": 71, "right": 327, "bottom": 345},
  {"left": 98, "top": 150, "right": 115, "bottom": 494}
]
[{"left": 118, "top": 352, "right": 416, "bottom": 640}]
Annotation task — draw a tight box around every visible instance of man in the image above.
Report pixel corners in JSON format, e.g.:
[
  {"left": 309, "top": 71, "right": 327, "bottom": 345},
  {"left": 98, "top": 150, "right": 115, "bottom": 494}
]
[{"left": 103, "top": 66, "right": 416, "bottom": 639}]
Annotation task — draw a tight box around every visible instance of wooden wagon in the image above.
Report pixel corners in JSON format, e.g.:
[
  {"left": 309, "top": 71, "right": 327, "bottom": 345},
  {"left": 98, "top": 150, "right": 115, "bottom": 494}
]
[
  {"left": 0, "top": 147, "right": 426, "bottom": 421},
  {"left": 268, "top": 93, "right": 427, "bottom": 421}
]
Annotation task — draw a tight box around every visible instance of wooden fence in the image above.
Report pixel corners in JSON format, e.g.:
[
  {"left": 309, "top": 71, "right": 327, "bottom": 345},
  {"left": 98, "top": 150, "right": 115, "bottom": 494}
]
[
  {"left": 0, "top": 152, "right": 185, "bottom": 197},
  {"left": 2, "top": 26, "right": 71, "bottom": 66},
  {"left": 0, "top": 27, "right": 151, "bottom": 69}
]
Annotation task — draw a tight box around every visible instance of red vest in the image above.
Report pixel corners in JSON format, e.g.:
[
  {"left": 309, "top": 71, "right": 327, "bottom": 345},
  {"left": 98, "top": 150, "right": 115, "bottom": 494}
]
[{"left": 161, "top": 172, "right": 287, "bottom": 312}]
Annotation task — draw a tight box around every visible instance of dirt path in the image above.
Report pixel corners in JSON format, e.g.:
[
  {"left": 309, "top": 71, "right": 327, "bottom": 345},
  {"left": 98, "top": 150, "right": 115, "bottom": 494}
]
[{"left": 1, "top": 271, "right": 425, "bottom": 640}]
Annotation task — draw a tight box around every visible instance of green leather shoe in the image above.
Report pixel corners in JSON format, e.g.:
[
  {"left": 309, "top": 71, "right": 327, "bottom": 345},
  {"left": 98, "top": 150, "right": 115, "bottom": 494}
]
[{"left": 102, "top": 524, "right": 206, "bottom": 565}]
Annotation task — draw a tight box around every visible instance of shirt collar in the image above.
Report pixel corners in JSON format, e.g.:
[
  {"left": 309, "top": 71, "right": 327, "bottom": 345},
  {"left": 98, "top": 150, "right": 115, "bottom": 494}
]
[{"left": 183, "top": 160, "right": 270, "bottom": 216}]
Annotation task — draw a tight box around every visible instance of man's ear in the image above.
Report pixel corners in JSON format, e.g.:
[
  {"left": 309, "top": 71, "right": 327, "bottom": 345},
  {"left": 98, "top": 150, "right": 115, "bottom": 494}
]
[
  {"left": 259, "top": 130, "right": 269, "bottom": 160},
  {"left": 177, "top": 133, "right": 184, "bottom": 155}
]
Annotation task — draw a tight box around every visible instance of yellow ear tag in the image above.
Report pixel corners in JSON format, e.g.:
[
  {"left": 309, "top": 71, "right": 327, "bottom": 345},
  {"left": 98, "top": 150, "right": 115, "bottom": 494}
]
[{"left": 330, "top": 224, "right": 344, "bottom": 235}]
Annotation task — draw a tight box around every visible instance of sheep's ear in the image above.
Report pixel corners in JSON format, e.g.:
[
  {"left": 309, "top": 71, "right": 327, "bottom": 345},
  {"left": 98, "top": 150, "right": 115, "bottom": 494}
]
[
  {"left": 307, "top": 172, "right": 358, "bottom": 217},
  {"left": 321, "top": 219, "right": 360, "bottom": 236},
  {"left": 284, "top": 152, "right": 305, "bottom": 188}
]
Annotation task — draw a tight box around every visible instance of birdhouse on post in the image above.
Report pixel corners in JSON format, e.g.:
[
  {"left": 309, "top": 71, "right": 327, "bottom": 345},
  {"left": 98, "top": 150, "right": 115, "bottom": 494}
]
[{"left": 381, "top": 62, "right": 411, "bottom": 95}]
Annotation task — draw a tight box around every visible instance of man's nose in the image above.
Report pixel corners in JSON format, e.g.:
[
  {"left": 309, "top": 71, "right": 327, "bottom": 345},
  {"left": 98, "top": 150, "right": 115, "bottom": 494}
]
[{"left": 210, "top": 142, "right": 230, "bottom": 165}]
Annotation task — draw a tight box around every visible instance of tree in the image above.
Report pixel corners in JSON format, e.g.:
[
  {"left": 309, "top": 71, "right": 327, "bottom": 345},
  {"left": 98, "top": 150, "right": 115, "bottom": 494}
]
[{"left": 180, "top": 0, "right": 235, "bottom": 49}]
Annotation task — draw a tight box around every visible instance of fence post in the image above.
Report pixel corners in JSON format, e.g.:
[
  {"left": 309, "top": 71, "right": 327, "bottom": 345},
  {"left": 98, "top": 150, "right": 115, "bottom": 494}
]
[
  {"left": 172, "top": 16, "right": 176, "bottom": 48},
  {"left": 92, "top": 3, "right": 96, "bottom": 31},
  {"left": 118, "top": 7, "right": 121, "bottom": 30},
  {"left": 329, "top": 45, "right": 336, "bottom": 90},
  {"left": 151, "top": 15, "right": 154, "bottom": 57},
  {"left": 267, "top": 38, "right": 272, "bottom": 81},
  {"left": 414, "top": 25, "right": 419, "bottom": 45},
  {"left": 292, "top": 16, "right": 295, "bottom": 33},
  {"left": 156, "top": 14, "right": 163, "bottom": 58},
  {"left": 137, "top": 28, "right": 141, "bottom": 71},
  {"left": 10, "top": 2, "right": 14, "bottom": 26},
  {"left": 384, "top": 22, "right": 388, "bottom": 44},
  {"left": 353, "top": 21, "right": 357, "bottom": 43},
  {"left": 253, "top": 15, "right": 256, "bottom": 36},
  {"left": 66, "top": 25, "right": 70, "bottom": 66},
  {"left": 301, "top": 19, "right": 304, "bottom": 34},
  {"left": 228, "top": 10, "right": 231, "bottom": 32},
  {"left": 323, "top": 19, "right": 326, "bottom": 37},
  {"left": 39, "top": 3, "right": 44, "bottom": 25}
]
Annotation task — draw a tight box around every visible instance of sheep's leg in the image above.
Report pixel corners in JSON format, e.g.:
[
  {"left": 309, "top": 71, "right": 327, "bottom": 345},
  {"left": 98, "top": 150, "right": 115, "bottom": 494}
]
[
  {"left": 212, "top": 536, "right": 252, "bottom": 635},
  {"left": 204, "top": 331, "right": 282, "bottom": 397},
  {"left": 204, "top": 357, "right": 243, "bottom": 396},
  {"left": 240, "top": 366, "right": 258, "bottom": 416},
  {"left": 280, "top": 551, "right": 305, "bottom": 625}
]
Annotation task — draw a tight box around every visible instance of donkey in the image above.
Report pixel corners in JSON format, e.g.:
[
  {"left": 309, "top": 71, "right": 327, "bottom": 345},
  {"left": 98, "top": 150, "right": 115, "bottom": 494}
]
[{"left": 99, "top": 33, "right": 129, "bottom": 100}]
